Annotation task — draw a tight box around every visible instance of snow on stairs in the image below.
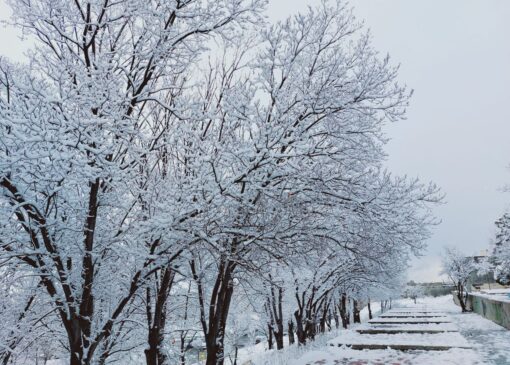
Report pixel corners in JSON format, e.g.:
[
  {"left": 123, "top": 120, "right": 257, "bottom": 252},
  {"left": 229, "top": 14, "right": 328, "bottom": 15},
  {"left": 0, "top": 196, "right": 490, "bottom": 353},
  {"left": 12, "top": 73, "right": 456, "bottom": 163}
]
[{"left": 328, "top": 305, "right": 471, "bottom": 351}]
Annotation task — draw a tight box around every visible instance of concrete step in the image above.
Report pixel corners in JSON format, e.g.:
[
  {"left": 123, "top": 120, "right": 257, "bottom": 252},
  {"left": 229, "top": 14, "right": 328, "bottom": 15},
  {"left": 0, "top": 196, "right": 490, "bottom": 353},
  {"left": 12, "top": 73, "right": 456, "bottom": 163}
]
[
  {"left": 379, "top": 314, "right": 446, "bottom": 318},
  {"left": 368, "top": 318, "right": 451, "bottom": 324},
  {"left": 356, "top": 329, "right": 458, "bottom": 334},
  {"left": 329, "top": 343, "right": 471, "bottom": 351}
]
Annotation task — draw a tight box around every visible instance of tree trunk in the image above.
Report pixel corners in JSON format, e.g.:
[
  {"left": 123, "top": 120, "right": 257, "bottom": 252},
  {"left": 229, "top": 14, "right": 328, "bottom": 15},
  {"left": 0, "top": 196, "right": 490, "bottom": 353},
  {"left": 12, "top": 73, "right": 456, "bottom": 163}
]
[
  {"left": 319, "top": 299, "right": 331, "bottom": 333},
  {"left": 179, "top": 332, "right": 186, "bottom": 365},
  {"left": 273, "top": 327, "right": 284, "bottom": 350},
  {"left": 65, "top": 317, "right": 86, "bottom": 365},
  {"left": 457, "top": 282, "right": 469, "bottom": 312},
  {"left": 367, "top": 299, "right": 373, "bottom": 320},
  {"left": 333, "top": 304, "right": 340, "bottom": 329},
  {"left": 145, "top": 267, "right": 174, "bottom": 365},
  {"left": 294, "top": 310, "right": 306, "bottom": 345},
  {"left": 353, "top": 300, "right": 361, "bottom": 323},
  {"left": 339, "top": 293, "right": 349, "bottom": 329},
  {"left": 69, "top": 342, "right": 84, "bottom": 365},
  {"left": 266, "top": 282, "right": 284, "bottom": 350},
  {"left": 144, "top": 347, "right": 158, "bottom": 365},
  {"left": 288, "top": 320, "right": 295, "bottom": 345},
  {"left": 267, "top": 324, "right": 274, "bottom": 350},
  {"left": 191, "top": 257, "right": 236, "bottom": 365},
  {"left": 233, "top": 346, "right": 238, "bottom": 365}
]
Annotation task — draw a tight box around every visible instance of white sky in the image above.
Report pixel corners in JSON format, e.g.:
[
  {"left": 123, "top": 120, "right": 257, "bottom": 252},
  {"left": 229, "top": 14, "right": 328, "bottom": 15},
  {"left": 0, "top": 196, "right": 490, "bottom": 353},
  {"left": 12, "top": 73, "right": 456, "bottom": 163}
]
[
  {"left": 269, "top": 0, "right": 510, "bottom": 282},
  {"left": 1, "top": 0, "right": 510, "bottom": 282}
]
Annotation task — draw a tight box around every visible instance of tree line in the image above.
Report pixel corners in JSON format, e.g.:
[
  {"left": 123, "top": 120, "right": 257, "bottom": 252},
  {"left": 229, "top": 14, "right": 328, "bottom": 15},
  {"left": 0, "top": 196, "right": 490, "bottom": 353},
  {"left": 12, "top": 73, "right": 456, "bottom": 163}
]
[{"left": 0, "top": 0, "right": 441, "bottom": 364}]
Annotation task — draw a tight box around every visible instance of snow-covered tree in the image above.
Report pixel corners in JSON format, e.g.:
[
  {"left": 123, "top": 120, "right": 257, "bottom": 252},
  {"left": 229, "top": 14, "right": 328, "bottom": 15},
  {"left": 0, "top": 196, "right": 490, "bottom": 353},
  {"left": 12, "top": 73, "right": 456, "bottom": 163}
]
[
  {"left": 0, "top": 0, "right": 264, "bottom": 364},
  {"left": 491, "top": 213, "right": 510, "bottom": 284},
  {"left": 441, "top": 247, "right": 475, "bottom": 312},
  {"left": 0, "top": 0, "right": 442, "bottom": 364}
]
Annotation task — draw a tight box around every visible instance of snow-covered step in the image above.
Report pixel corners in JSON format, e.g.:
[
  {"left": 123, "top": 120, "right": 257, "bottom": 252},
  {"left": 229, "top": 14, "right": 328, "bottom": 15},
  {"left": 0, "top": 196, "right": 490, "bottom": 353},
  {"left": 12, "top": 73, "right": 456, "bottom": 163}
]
[
  {"left": 365, "top": 322, "right": 458, "bottom": 332},
  {"left": 356, "top": 328, "right": 457, "bottom": 334},
  {"left": 379, "top": 313, "right": 446, "bottom": 318},
  {"left": 385, "top": 310, "right": 445, "bottom": 313},
  {"left": 330, "top": 343, "right": 467, "bottom": 351},
  {"left": 328, "top": 331, "right": 471, "bottom": 350},
  {"left": 369, "top": 317, "right": 451, "bottom": 324}
]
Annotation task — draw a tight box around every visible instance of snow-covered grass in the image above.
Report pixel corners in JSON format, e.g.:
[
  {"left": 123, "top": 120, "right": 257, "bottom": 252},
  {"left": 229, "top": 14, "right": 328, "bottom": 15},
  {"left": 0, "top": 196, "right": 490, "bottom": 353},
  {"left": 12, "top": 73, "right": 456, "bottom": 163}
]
[
  {"left": 227, "top": 300, "right": 382, "bottom": 365},
  {"left": 241, "top": 327, "right": 344, "bottom": 365}
]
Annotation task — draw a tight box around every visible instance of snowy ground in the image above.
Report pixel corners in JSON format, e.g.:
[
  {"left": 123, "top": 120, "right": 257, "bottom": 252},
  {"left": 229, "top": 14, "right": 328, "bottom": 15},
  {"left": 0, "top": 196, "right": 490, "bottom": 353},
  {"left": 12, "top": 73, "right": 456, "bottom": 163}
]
[
  {"left": 245, "top": 295, "right": 510, "bottom": 365},
  {"left": 471, "top": 288, "right": 510, "bottom": 303},
  {"left": 445, "top": 299, "right": 510, "bottom": 365}
]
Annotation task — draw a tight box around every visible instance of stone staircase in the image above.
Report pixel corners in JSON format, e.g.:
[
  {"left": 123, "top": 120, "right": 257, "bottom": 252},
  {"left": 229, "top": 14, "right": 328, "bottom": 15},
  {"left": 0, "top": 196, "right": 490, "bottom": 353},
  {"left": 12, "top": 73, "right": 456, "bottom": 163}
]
[{"left": 328, "top": 304, "right": 472, "bottom": 351}]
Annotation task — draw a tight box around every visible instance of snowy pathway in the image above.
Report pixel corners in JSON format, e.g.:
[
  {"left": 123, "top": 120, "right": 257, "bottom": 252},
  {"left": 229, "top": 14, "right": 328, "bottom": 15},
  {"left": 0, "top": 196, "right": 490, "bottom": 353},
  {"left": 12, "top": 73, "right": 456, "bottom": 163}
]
[
  {"left": 295, "top": 296, "right": 510, "bottom": 365},
  {"left": 445, "top": 298, "right": 510, "bottom": 365}
]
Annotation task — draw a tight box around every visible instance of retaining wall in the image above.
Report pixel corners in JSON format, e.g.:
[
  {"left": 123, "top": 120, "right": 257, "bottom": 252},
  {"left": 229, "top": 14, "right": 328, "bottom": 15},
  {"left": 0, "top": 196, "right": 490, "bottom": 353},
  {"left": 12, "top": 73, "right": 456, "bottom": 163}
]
[{"left": 468, "top": 294, "right": 510, "bottom": 329}]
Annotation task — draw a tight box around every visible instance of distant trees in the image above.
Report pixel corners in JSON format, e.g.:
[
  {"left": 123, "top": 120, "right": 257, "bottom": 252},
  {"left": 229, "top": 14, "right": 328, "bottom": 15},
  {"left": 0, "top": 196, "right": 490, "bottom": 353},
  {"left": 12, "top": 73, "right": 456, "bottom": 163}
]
[
  {"left": 441, "top": 247, "right": 476, "bottom": 312},
  {"left": 0, "top": 0, "right": 441, "bottom": 364},
  {"left": 490, "top": 213, "right": 510, "bottom": 284},
  {"left": 404, "top": 282, "right": 424, "bottom": 304}
]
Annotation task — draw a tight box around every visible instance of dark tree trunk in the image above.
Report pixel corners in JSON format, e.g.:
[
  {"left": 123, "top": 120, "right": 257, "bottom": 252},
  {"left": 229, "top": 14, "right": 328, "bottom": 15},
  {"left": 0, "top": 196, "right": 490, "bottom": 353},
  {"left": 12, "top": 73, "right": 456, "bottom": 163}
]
[
  {"left": 70, "top": 351, "right": 83, "bottom": 365},
  {"left": 288, "top": 320, "right": 295, "bottom": 345},
  {"left": 457, "top": 282, "right": 469, "bottom": 312},
  {"left": 339, "top": 293, "right": 349, "bottom": 329},
  {"left": 145, "top": 267, "right": 174, "bottom": 365},
  {"left": 67, "top": 317, "right": 85, "bottom": 365},
  {"left": 294, "top": 310, "right": 306, "bottom": 345},
  {"left": 318, "top": 298, "right": 331, "bottom": 333},
  {"left": 333, "top": 305, "right": 340, "bottom": 329},
  {"left": 179, "top": 332, "right": 186, "bottom": 365},
  {"left": 304, "top": 307, "right": 316, "bottom": 341},
  {"left": 191, "top": 257, "right": 236, "bottom": 365},
  {"left": 274, "top": 327, "right": 284, "bottom": 350},
  {"left": 353, "top": 300, "right": 361, "bottom": 323},
  {"left": 267, "top": 324, "right": 274, "bottom": 350},
  {"left": 267, "top": 284, "right": 284, "bottom": 350},
  {"left": 367, "top": 299, "right": 373, "bottom": 320},
  {"left": 233, "top": 346, "right": 238, "bottom": 365}
]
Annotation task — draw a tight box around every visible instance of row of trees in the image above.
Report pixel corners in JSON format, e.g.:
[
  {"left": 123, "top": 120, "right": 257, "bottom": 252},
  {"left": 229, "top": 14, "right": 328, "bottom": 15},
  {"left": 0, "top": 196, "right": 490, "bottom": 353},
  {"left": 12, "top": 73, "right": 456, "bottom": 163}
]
[{"left": 0, "top": 0, "right": 440, "bottom": 364}]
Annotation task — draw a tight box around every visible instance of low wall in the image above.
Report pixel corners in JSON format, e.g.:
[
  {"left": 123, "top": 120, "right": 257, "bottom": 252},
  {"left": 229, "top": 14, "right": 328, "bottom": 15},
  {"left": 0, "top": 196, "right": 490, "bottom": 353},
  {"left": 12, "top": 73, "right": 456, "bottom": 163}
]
[{"left": 468, "top": 294, "right": 510, "bottom": 329}]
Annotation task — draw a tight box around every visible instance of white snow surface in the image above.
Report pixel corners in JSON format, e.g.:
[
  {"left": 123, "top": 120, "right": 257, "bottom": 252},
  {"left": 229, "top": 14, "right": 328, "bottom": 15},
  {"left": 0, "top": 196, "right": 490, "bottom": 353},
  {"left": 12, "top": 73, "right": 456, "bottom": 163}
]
[
  {"left": 328, "top": 331, "right": 470, "bottom": 348},
  {"left": 357, "top": 322, "right": 458, "bottom": 331},
  {"left": 471, "top": 289, "right": 510, "bottom": 303},
  {"left": 368, "top": 317, "right": 449, "bottom": 323}
]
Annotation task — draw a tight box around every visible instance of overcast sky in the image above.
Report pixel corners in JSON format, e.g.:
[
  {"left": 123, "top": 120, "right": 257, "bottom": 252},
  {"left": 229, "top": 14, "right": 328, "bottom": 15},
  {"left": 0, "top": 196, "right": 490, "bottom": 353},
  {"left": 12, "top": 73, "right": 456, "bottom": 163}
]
[{"left": 1, "top": 0, "right": 509, "bottom": 282}]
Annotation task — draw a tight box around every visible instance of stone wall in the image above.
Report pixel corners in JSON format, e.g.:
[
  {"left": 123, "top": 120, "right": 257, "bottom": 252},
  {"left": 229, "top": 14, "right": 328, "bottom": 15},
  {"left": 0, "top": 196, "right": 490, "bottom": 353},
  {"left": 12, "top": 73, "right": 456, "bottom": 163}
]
[{"left": 468, "top": 294, "right": 510, "bottom": 329}]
